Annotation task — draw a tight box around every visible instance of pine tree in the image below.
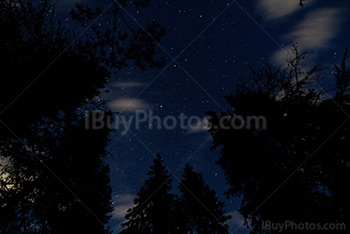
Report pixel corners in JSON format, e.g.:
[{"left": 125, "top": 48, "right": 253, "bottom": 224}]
[
  {"left": 178, "top": 165, "right": 231, "bottom": 234},
  {"left": 120, "top": 155, "right": 176, "bottom": 234}
]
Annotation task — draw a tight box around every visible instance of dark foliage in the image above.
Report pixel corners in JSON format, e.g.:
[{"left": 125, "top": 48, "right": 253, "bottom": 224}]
[
  {"left": 120, "top": 157, "right": 231, "bottom": 234},
  {"left": 1, "top": 111, "right": 113, "bottom": 233},
  {"left": 120, "top": 155, "right": 176, "bottom": 234},
  {"left": 177, "top": 164, "right": 231, "bottom": 234},
  {"left": 207, "top": 46, "right": 350, "bottom": 233},
  {"left": 0, "top": 0, "right": 165, "bottom": 233}
]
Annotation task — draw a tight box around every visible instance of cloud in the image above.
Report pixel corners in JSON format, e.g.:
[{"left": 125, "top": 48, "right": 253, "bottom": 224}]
[
  {"left": 286, "top": 8, "right": 341, "bottom": 49},
  {"left": 108, "top": 98, "right": 151, "bottom": 112},
  {"left": 111, "top": 82, "right": 145, "bottom": 88},
  {"left": 112, "top": 194, "right": 135, "bottom": 220},
  {"left": 227, "top": 211, "right": 247, "bottom": 230},
  {"left": 272, "top": 8, "right": 342, "bottom": 66},
  {"left": 258, "top": 0, "right": 314, "bottom": 20},
  {"left": 272, "top": 45, "right": 294, "bottom": 66}
]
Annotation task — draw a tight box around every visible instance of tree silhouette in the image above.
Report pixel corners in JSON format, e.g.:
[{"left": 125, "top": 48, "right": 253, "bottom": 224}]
[
  {"left": 334, "top": 48, "right": 350, "bottom": 101},
  {"left": 177, "top": 165, "right": 231, "bottom": 234},
  {"left": 0, "top": 0, "right": 165, "bottom": 133},
  {"left": 2, "top": 111, "right": 114, "bottom": 233},
  {"left": 0, "top": 0, "right": 165, "bottom": 233},
  {"left": 120, "top": 158, "right": 232, "bottom": 234},
  {"left": 120, "top": 155, "right": 176, "bottom": 234},
  {"left": 207, "top": 46, "right": 350, "bottom": 233}
]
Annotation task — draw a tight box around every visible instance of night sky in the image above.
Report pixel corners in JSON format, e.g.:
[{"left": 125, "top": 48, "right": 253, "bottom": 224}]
[{"left": 57, "top": 0, "right": 350, "bottom": 232}]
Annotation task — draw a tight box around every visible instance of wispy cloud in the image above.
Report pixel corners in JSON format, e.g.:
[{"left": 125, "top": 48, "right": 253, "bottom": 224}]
[
  {"left": 108, "top": 98, "right": 151, "bottom": 112},
  {"left": 112, "top": 194, "right": 135, "bottom": 220},
  {"left": 111, "top": 194, "right": 135, "bottom": 233},
  {"left": 272, "top": 8, "right": 342, "bottom": 66},
  {"left": 286, "top": 8, "right": 341, "bottom": 49},
  {"left": 227, "top": 211, "right": 248, "bottom": 231},
  {"left": 258, "top": 0, "right": 314, "bottom": 20}
]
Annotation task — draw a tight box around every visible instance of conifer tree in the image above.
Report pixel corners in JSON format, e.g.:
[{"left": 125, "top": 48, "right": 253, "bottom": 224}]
[
  {"left": 178, "top": 165, "right": 231, "bottom": 234},
  {"left": 120, "top": 155, "right": 176, "bottom": 234}
]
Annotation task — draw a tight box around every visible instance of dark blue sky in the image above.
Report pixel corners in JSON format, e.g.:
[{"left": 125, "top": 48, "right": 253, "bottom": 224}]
[{"left": 57, "top": 0, "right": 350, "bottom": 232}]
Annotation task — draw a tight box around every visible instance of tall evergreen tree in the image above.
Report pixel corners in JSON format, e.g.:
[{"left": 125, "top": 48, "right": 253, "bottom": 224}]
[
  {"left": 120, "top": 155, "right": 176, "bottom": 234},
  {"left": 178, "top": 165, "right": 231, "bottom": 234}
]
